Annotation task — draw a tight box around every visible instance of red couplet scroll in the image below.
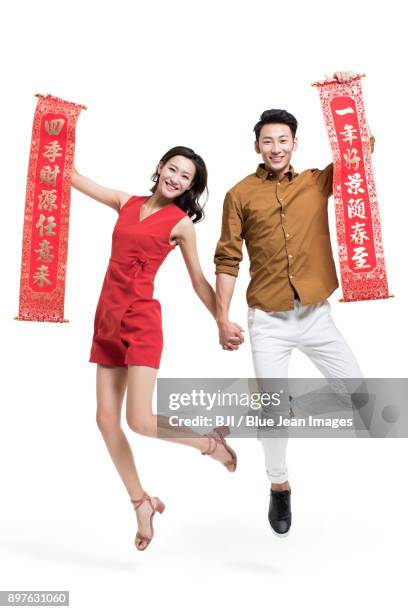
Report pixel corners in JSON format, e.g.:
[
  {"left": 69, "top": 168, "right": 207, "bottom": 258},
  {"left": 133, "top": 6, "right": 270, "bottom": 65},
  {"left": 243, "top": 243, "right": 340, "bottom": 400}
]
[
  {"left": 16, "top": 93, "right": 83, "bottom": 322},
  {"left": 315, "top": 75, "right": 389, "bottom": 302}
]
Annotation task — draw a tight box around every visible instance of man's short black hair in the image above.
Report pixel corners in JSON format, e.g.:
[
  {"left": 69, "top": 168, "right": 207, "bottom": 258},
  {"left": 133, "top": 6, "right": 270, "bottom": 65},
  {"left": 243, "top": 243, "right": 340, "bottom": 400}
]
[{"left": 253, "top": 109, "right": 298, "bottom": 141}]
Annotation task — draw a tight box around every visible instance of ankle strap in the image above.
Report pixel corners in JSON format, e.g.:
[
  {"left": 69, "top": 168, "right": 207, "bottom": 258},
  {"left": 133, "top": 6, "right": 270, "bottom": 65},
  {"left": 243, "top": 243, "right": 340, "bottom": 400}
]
[
  {"left": 201, "top": 434, "right": 218, "bottom": 456},
  {"left": 130, "top": 492, "right": 152, "bottom": 509}
]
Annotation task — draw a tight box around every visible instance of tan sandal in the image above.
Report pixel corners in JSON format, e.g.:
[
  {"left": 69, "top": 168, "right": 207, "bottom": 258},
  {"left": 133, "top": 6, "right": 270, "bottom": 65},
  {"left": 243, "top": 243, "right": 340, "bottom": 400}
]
[
  {"left": 130, "top": 492, "right": 165, "bottom": 551},
  {"left": 201, "top": 429, "right": 237, "bottom": 472}
]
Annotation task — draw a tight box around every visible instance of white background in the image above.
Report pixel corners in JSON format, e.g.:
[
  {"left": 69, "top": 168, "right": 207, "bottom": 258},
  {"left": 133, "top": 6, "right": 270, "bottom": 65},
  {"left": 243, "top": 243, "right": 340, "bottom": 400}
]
[{"left": 1, "top": 1, "right": 407, "bottom": 610}]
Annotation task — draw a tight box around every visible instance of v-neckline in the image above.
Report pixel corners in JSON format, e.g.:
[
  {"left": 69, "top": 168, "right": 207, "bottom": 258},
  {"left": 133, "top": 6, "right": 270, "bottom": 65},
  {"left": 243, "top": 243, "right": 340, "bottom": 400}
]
[{"left": 137, "top": 196, "right": 174, "bottom": 223}]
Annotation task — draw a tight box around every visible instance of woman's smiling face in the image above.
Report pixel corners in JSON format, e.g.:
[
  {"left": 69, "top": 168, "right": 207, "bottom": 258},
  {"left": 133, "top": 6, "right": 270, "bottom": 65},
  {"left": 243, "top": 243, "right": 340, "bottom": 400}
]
[{"left": 156, "top": 155, "right": 196, "bottom": 199}]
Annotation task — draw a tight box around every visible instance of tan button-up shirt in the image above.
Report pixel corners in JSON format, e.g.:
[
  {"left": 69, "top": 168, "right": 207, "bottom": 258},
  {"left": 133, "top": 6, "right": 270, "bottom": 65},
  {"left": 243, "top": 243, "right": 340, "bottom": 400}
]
[{"left": 214, "top": 136, "right": 375, "bottom": 311}]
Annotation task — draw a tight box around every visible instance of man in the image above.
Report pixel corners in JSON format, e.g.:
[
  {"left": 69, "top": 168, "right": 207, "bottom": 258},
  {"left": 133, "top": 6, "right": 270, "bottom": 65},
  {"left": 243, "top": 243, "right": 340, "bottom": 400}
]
[{"left": 214, "top": 70, "right": 375, "bottom": 537}]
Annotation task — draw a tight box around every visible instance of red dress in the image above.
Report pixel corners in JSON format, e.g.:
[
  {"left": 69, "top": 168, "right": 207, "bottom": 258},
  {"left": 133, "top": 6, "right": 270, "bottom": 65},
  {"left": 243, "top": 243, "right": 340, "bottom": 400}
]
[{"left": 89, "top": 195, "right": 188, "bottom": 368}]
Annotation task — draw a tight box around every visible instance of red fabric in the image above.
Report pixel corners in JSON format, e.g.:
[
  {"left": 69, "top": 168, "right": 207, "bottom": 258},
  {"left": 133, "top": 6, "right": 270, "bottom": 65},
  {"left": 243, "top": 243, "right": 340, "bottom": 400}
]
[
  {"left": 17, "top": 94, "right": 82, "bottom": 322},
  {"left": 89, "top": 196, "right": 188, "bottom": 368},
  {"left": 316, "top": 76, "right": 389, "bottom": 302}
]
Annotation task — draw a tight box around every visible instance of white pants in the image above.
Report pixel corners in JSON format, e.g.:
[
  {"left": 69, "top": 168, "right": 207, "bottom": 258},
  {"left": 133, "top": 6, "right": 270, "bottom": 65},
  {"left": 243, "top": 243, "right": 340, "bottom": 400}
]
[{"left": 247, "top": 299, "right": 363, "bottom": 483}]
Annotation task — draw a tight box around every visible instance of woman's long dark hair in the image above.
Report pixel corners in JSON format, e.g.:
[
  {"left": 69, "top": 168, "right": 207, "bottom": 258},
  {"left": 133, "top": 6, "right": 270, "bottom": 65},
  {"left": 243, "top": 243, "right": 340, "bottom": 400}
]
[{"left": 150, "top": 146, "right": 208, "bottom": 223}]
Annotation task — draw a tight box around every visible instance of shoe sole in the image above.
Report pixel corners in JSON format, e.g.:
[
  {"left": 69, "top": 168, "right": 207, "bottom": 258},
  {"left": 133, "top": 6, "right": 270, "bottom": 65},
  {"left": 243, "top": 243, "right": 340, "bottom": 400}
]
[{"left": 270, "top": 526, "right": 291, "bottom": 538}]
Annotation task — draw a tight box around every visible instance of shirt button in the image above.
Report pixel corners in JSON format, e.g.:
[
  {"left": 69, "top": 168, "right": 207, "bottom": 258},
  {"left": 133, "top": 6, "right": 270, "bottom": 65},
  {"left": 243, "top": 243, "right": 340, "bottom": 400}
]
[
  {"left": 289, "top": 254, "right": 293, "bottom": 258},
  {"left": 286, "top": 233, "right": 290, "bottom": 238},
  {"left": 281, "top": 213, "right": 285, "bottom": 217},
  {"left": 290, "top": 274, "right": 294, "bottom": 279}
]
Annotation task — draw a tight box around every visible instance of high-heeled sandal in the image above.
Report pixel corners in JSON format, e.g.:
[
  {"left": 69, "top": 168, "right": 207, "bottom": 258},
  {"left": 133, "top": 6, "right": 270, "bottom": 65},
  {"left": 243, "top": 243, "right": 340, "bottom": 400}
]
[
  {"left": 212, "top": 425, "right": 231, "bottom": 438},
  {"left": 130, "top": 492, "right": 166, "bottom": 551},
  {"left": 201, "top": 429, "right": 237, "bottom": 472}
]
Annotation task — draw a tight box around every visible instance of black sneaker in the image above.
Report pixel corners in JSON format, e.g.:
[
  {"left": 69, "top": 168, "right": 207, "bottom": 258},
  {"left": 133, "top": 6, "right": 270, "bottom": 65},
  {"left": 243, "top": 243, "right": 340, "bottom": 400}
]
[{"left": 268, "top": 487, "right": 291, "bottom": 537}]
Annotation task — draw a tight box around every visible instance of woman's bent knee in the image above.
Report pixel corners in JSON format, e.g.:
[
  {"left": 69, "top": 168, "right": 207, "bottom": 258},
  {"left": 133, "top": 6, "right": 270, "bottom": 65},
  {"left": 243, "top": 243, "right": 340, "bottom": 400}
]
[{"left": 126, "top": 416, "right": 156, "bottom": 437}]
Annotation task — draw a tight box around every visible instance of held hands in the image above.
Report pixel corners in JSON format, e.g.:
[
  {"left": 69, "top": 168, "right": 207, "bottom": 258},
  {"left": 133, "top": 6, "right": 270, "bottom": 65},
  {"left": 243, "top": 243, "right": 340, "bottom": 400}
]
[{"left": 217, "top": 320, "right": 245, "bottom": 351}]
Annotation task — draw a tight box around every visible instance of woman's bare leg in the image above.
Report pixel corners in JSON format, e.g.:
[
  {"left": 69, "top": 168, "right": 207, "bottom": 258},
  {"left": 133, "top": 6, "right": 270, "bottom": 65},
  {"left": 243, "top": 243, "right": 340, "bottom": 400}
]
[
  {"left": 97, "top": 364, "right": 162, "bottom": 550},
  {"left": 126, "top": 365, "right": 234, "bottom": 463},
  {"left": 96, "top": 365, "right": 144, "bottom": 499},
  {"left": 96, "top": 364, "right": 235, "bottom": 549}
]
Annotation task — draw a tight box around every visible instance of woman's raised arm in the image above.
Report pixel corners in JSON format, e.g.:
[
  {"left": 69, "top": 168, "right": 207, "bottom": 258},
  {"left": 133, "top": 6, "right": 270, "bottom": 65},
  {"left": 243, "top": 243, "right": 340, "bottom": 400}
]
[{"left": 72, "top": 167, "right": 132, "bottom": 213}]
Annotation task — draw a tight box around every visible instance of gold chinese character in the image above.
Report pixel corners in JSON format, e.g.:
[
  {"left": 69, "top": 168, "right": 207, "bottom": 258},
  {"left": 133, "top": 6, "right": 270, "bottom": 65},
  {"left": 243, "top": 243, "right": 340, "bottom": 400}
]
[
  {"left": 32, "top": 264, "right": 52, "bottom": 287},
  {"left": 42, "top": 140, "right": 63, "bottom": 163},
  {"left": 344, "top": 173, "right": 365, "bottom": 195},
  {"left": 36, "top": 214, "right": 57, "bottom": 236},
  {"left": 335, "top": 107, "right": 355, "bottom": 116},
  {"left": 44, "top": 118, "right": 65, "bottom": 136},
  {"left": 351, "top": 246, "right": 370, "bottom": 269},
  {"left": 347, "top": 198, "right": 366, "bottom": 219},
  {"left": 340, "top": 123, "right": 358, "bottom": 145},
  {"left": 350, "top": 222, "right": 370, "bottom": 245},
  {"left": 34, "top": 239, "right": 54, "bottom": 262},
  {"left": 39, "top": 165, "right": 60, "bottom": 186},
  {"left": 38, "top": 189, "right": 58, "bottom": 211},
  {"left": 343, "top": 148, "right": 360, "bottom": 170}
]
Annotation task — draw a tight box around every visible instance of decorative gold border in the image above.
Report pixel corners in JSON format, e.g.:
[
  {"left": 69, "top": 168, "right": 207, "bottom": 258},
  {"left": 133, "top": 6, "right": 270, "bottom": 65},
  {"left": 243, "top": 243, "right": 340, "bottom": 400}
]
[
  {"left": 316, "top": 78, "right": 389, "bottom": 302},
  {"left": 17, "top": 94, "right": 83, "bottom": 322}
]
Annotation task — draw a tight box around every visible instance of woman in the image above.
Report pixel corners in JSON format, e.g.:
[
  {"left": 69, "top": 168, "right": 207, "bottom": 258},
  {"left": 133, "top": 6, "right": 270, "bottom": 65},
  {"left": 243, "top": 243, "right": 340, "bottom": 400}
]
[{"left": 72, "top": 146, "right": 242, "bottom": 551}]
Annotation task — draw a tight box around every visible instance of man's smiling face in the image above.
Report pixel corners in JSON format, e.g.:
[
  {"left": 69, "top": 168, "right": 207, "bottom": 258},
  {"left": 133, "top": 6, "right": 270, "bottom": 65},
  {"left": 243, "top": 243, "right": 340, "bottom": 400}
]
[{"left": 255, "top": 123, "right": 298, "bottom": 175}]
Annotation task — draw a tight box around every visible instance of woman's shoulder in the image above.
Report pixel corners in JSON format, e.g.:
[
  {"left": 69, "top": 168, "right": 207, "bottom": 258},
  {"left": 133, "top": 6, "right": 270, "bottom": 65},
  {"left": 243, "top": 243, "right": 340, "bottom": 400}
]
[
  {"left": 167, "top": 203, "right": 189, "bottom": 222},
  {"left": 170, "top": 212, "right": 194, "bottom": 238},
  {"left": 118, "top": 194, "right": 148, "bottom": 211}
]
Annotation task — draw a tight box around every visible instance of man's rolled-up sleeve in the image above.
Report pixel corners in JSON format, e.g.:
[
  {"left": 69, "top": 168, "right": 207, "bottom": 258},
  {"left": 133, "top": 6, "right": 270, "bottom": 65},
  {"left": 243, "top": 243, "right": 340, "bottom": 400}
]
[{"left": 214, "top": 190, "right": 244, "bottom": 277}]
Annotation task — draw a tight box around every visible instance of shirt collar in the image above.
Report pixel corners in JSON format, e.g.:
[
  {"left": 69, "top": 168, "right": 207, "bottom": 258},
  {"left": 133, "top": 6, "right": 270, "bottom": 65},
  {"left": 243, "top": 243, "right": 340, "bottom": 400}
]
[{"left": 256, "top": 163, "right": 297, "bottom": 183}]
